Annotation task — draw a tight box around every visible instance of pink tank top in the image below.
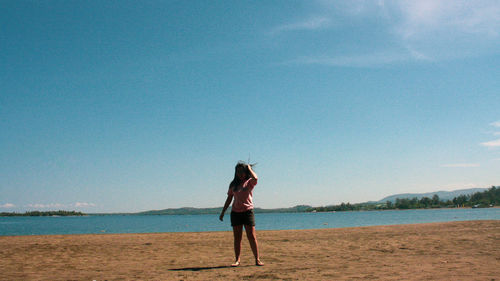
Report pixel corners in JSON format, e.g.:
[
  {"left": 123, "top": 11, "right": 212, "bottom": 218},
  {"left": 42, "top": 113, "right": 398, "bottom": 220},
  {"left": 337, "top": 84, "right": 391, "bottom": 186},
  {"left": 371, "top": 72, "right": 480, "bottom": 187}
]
[{"left": 227, "top": 178, "right": 257, "bottom": 212}]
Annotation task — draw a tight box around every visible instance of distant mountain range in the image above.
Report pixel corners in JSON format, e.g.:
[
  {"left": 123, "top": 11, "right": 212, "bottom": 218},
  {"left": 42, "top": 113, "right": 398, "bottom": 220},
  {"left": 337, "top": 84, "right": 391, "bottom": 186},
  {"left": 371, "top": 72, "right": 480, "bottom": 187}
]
[
  {"left": 94, "top": 187, "right": 490, "bottom": 215},
  {"left": 135, "top": 205, "right": 312, "bottom": 216},
  {"left": 377, "top": 188, "right": 488, "bottom": 203}
]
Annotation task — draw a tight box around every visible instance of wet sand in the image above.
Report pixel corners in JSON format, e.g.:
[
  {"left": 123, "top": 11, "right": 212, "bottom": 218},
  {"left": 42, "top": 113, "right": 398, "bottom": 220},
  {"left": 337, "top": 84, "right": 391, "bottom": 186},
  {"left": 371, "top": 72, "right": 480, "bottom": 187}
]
[{"left": 1, "top": 220, "right": 499, "bottom": 280}]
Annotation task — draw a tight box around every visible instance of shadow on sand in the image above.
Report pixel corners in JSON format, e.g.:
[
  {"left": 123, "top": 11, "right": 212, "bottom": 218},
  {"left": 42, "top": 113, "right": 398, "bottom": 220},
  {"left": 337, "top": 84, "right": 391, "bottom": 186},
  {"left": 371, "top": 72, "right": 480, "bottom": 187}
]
[{"left": 169, "top": 265, "right": 236, "bottom": 271}]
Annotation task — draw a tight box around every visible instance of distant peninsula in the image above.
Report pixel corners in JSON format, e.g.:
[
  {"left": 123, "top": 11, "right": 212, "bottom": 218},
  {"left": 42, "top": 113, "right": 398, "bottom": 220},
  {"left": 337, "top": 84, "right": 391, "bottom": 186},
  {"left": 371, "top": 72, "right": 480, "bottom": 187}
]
[{"left": 0, "top": 210, "right": 86, "bottom": 217}]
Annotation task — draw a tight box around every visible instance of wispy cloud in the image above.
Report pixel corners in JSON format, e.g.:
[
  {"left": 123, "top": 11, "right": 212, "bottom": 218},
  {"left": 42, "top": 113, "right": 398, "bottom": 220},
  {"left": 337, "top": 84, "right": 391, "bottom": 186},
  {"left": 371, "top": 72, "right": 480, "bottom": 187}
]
[
  {"left": 397, "top": 0, "right": 500, "bottom": 39},
  {"left": 271, "top": 16, "right": 332, "bottom": 35},
  {"left": 25, "top": 202, "right": 96, "bottom": 209},
  {"left": 480, "top": 139, "right": 500, "bottom": 148},
  {"left": 75, "top": 202, "right": 96, "bottom": 208},
  {"left": 0, "top": 203, "right": 15, "bottom": 208},
  {"left": 480, "top": 121, "right": 500, "bottom": 147},
  {"left": 284, "top": 1, "right": 500, "bottom": 67},
  {"left": 440, "top": 163, "right": 480, "bottom": 168},
  {"left": 286, "top": 50, "right": 428, "bottom": 67},
  {"left": 383, "top": 0, "right": 500, "bottom": 61}
]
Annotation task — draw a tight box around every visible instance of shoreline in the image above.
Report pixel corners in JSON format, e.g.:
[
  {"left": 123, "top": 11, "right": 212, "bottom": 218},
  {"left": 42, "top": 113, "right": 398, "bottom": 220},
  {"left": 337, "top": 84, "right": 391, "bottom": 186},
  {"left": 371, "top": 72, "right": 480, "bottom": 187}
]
[
  {"left": 2, "top": 207, "right": 500, "bottom": 236},
  {"left": 2, "top": 205, "right": 498, "bottom": 218},
  {"left": 1, "top": 220, "right": 499, "bottom": 280},
  {"left": 0, "top": 218, "right": 498, "bottom": 238}
]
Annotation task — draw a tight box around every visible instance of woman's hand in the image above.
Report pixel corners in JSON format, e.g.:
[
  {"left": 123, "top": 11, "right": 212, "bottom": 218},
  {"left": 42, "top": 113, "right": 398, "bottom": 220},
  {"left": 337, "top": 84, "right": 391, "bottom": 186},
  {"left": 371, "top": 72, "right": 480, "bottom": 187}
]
[
  {"left": 219, "top": 213, "right": 224, "bottom": 221},
  {"left": 247, "top": 164, "right": 258, "bottom": 180}
]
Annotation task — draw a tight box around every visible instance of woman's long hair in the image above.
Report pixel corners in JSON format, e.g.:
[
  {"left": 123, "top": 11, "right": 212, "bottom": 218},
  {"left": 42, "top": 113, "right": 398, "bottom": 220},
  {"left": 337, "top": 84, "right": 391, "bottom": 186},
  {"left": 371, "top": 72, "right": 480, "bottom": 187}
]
[{"left": 229, "top": 161, "right": 254, "bottom": 191}]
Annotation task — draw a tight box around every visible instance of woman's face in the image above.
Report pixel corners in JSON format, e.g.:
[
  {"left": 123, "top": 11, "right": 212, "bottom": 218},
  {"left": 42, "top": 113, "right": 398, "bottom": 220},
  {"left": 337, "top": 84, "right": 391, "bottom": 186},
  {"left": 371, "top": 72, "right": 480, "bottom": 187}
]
[{"left": 236, "top": 166, "right": 247, "bottom": 181}]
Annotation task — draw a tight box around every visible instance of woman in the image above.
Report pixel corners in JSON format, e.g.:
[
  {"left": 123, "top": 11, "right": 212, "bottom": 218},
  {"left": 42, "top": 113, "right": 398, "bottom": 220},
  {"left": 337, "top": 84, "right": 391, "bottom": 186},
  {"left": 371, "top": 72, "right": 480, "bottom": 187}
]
[{"left": 219, "top": 162, "right": 264, "bottom": 266}]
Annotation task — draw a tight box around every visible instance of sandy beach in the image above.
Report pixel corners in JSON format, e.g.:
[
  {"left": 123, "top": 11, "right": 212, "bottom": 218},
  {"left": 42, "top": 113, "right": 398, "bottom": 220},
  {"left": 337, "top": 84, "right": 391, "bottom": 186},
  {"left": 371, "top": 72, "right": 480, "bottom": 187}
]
[{"left": 1, "top": 220, "right": 499, "bottom": 280}]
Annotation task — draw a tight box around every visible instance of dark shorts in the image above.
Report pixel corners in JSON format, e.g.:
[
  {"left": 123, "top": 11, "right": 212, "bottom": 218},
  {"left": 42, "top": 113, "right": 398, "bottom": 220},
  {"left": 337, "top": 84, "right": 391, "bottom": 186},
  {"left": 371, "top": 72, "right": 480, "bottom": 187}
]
[{"left": 230, "top": 210, "right": 256, "bottom": 227}]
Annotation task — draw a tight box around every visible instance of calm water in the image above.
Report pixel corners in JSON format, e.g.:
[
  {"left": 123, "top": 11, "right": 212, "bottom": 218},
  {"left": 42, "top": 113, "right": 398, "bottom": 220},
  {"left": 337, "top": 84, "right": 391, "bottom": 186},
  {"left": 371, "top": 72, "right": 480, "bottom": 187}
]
[{"left": 1, "top": 208, "right": 499, "bottom": 236}]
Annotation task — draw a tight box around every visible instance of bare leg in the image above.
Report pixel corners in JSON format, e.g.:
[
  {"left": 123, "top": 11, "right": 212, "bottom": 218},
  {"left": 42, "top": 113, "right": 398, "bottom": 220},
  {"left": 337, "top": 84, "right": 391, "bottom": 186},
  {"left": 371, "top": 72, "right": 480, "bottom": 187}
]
[
  {"left": 245, "top": 225, "right": 264, "bottom": 266},
  {"left": 232, "top": 225, "right": 243, "bottom": 266}
]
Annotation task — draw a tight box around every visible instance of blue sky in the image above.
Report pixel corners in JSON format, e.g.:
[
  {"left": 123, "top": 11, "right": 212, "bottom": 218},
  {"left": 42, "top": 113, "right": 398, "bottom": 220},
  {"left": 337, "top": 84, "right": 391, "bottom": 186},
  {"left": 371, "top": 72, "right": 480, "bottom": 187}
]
[{"left": 1, "top": 0, "right": 499, "bottom": 213}]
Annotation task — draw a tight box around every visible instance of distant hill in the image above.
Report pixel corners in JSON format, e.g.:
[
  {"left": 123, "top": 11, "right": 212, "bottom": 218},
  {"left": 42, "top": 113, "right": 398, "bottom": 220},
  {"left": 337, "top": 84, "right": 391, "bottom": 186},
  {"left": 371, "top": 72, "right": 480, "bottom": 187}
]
[
  {"left": 137, "top": 207, "right": 222, "bottom": 215},
  {"left": 378, "top": 188, "right": 488, "bottom": 203},
  {"left": 95, "top": 188, "right": 493, "bottom": 216},
  {"left": 254, "top": 205, "right": 312, "bottom": 213},
  {"left": 135, "top": 205, "right": 312, "bottom": 215}
]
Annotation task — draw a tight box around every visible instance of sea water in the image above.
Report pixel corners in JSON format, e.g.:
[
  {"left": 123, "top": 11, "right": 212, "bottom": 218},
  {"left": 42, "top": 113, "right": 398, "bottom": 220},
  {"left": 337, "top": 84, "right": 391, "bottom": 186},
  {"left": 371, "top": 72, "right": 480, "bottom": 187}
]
[{"left": 1, "top": 208, "right": 499, "bottom": 236}]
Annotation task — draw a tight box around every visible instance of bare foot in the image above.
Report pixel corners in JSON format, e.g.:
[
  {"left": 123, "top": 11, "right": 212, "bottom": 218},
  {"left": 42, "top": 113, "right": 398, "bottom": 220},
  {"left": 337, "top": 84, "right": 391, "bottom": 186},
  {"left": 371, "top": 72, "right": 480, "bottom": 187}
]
[
  {"left": 231, "top": 260, "right": 240, "bottom": 267},
  {"left": 256, "top": 259, "right": 264, "bottom": 266}
]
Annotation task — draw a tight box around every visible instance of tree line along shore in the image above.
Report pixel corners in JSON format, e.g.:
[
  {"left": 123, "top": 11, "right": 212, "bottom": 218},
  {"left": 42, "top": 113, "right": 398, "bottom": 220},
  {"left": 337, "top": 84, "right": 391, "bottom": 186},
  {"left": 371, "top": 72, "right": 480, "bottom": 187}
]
[
  {"left": 2, "top": 186, "right": 498, "bottom": 217},
  {"left": 310, "top": 186, "right": 499, "bottom": 212},
  {"left": 0, "top": 210, "right": 85, "bottom": 217}
]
